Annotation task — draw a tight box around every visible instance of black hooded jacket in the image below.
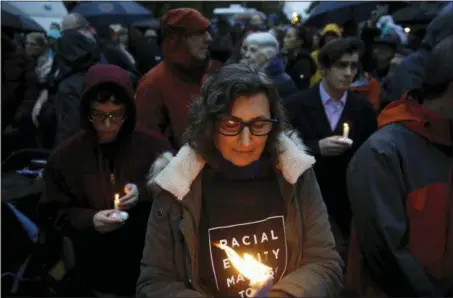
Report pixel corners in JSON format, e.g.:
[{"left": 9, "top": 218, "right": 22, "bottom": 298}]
[
  {"left": 39, "top": 64, "right": 171, "bottom": 295},
  {"left": 53, "top": 31, "right": 101, "bottom": 145}
]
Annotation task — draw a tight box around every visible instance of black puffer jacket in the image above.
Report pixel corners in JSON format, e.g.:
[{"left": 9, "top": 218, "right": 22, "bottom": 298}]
[{"left": 53, "top": 31, "right": 101, "bottom": 146}]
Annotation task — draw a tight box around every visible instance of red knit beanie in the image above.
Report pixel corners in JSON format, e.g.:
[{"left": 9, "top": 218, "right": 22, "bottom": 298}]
[{"left": 161, "top": 8, "right": 210, "bottom": 36}]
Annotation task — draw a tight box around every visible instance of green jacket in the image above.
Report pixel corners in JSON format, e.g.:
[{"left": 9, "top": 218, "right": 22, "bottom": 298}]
[{"left": 137, "top": 132, "right": 344, "bottom": 297}]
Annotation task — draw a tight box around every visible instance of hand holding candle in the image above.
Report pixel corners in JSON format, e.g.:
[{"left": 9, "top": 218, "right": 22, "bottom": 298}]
[
  {"left": 215, "top": 243, "right": 273, "bottom": 297},
  {"left": 116, "top": 183, "right": 139, "bottom": 210}
]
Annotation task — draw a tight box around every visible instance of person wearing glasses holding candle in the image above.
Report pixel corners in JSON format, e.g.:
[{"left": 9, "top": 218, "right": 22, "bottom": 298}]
[
  {"left": 39, "top": 64, "right": 171, "bottom": 296},
  {"left": 283, "top": 38, "right": 378, "bottom": 261},
  {"left": 138, "top": 64, "right": 343, "bottom": 298}
]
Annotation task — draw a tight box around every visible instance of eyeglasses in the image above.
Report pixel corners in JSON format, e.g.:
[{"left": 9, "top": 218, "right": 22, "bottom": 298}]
[
  {"left": 218, "top": 117, "right": 278, "bottom": 136},
  {"left": 89, "top": 109, "right": 126, "bottom": 125}
]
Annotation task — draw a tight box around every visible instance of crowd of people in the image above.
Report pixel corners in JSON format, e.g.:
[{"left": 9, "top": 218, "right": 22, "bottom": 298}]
[{"left": 2, "top": 3, "right": 453, "bottom": 298}]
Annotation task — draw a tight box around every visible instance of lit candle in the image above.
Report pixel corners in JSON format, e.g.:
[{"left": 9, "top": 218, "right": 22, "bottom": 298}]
[
  {"left": 114, "top": 193, "right": 120, "bottom": 209},
  {"left": 215, "top": 243, "right": 273, "bottom": 295},
  {"left": 342, "top": 123, "right": 350, "bottom": 139}
]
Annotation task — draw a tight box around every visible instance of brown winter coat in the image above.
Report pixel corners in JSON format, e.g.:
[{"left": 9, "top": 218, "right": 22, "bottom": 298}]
[{"left": 137, "top": 132, "right": 344, "bottom": 297}]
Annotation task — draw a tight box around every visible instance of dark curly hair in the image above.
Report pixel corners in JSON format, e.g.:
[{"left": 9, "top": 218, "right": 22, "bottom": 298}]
[{"left": 184, "top": 63, "right": 289, "bottom": 166}]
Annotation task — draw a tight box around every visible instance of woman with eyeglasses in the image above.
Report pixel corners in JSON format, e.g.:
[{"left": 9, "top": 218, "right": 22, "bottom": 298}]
[
  {"left": 137, "top": 64, "right": 343, "bottom": 298},
  {"left": 39, "top": 64, "right": 171, "bottom": 296}
]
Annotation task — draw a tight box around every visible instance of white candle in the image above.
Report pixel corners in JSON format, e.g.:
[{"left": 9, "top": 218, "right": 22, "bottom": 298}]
[
  {"left": 114, "top": 193, "right": 120, "bottom": 209},
  {"left": 343, "top": 123, "right": 350, "bottom": 139}
]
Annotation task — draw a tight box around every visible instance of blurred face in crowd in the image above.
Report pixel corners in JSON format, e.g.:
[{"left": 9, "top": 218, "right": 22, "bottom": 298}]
[
  {"left": 186, "top": 30, "right": 212, "bottom": 61},
  {"left": 215, "top": 93, "right": 272, "bottom": 167},
  {"left": 313, "top": 34, "right": 320, "bottom": 50},
  {"left": 250, "top": 15, "right": 263, "bottom": 29},
  {"left": 373, "top": 43, "right": 395, "bottom": 70},
  {"left": 25, "top": 35, "right": 46, "bottom": 58},
  {"left": 283, "top": 27, "right": 302, "bottom": 51},
  {"left": 323, "top": 32, "right": 339, "bottom": 46},
  {"left": 323, "top": 52, "right": 360, "bottom": 92},
  {"left": 89, "top": 97, "right": 126, "bottom": 143},
  {"left": 242, "top": 43, "right": 270, "bottom": 67},
  {"left": 118, "top": 28, "right": 128, "bottom": 45}
]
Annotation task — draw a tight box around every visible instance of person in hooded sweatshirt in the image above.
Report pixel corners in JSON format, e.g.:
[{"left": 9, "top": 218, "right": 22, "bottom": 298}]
[
  {"left": 39, "top": 64, "right": 171, "bottom": 296},
  {"left": 52, "top": 14, "right": 102, "bottom": 146},
  {"left": 346, "top": 35, "right": 453, "bottom": 297},
  {"left": 241, "top": 32, "right": 297, "bottom": 100},
  {"left": 135, "top": 8, "right": 212, "bottom": 150}
]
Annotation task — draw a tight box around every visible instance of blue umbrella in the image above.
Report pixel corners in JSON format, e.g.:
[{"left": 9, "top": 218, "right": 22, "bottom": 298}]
[
  {"left": 132, "top": 18, "right": 160, "bottom": 30},
  {"left": 1, "top": 2, "right": 45, "bottom": 32},
  {"left": 72, "top": 1, "right": 152, "bottom": 26},
  {"left": 305, "top": 1, "right": 380, "bottom": 27}
]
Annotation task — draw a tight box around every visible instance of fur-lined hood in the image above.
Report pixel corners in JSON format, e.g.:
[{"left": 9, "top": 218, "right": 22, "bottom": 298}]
[{"left": 147, "top": 131, "right": 316, "bottom": 200}]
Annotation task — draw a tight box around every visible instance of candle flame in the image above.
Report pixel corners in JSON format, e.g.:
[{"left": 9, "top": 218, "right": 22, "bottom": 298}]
[
  {"left": 342, "top": 123, "right": 350, "bottom": 138},
  {"left": 214, "top": 243, "right": 272, "bottom": 284},
  {"left": 114, "top": 193, "right": 120, "bottom": 209}
]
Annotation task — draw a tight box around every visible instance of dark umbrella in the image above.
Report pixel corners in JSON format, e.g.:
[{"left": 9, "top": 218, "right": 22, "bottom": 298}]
[
  {"left": 392, "top": 2, "right": 449, "bottom": 24},
  {"left": 132, "top": 18, "right": 160, "bottom": 30},
  {"left": 305, "top": 1, "right": 380, "bottom": 27},
  {"left": 71, "top": 1, "right": 152, "bottom": 26},
  {"left": 1, "top": 2, "right": 45, "bottom": 33}
]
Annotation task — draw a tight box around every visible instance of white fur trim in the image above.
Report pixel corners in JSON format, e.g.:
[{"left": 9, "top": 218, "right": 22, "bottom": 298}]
[
  {"left": 277, "top": 132, "right": 316, "bottom": 184},
  {"left": 148, "top": 131, "right": 315, "bottom": 200},
  {"left": 151, "top": 145, "right": 205, "bottom": 200}
]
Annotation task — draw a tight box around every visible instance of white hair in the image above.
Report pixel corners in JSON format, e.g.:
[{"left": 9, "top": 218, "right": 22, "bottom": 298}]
[
  {"left": 244, "top": 32, "right": 279, "bottom": 61},
  {"left": 245, "top": 32, "right": 279, "bottom": 52}
]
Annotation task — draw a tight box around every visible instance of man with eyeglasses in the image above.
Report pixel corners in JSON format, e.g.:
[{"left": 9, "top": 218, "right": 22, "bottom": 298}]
[
  {"left": 39, "top": 64, "right": 171, "bottom": 296},
  {"left": 283, "top": 37, "right": 378, "bottom": 260}
]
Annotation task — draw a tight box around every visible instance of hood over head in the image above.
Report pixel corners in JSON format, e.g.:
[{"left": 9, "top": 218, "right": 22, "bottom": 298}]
[
  {"left": 321, "top": 24, "right": 342, "bottom": 37},
  {"left": 80, "top": 64, "right": 136, "bottom": 141},
  {"left": 55, "top": 30, "right": 100, "bottom": 80},
  {"left": 160, "top": 8, "right": 210, "bottom": 81},
  {"left": 378, "top": 95, "right": 452, "bottom": 147}
]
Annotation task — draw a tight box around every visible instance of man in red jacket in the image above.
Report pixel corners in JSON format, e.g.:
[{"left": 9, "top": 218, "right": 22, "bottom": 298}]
[
  {"left": 135, "top": 8, "right": 212, "bottom": 149},
  {"left": 39, "top": 64, "right": 171, "bottom": 296}
]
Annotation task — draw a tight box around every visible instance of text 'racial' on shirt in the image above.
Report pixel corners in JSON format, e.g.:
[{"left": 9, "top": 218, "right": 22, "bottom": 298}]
[{"left": 208, "top": 216, "right": 288, "bottom": 298}]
